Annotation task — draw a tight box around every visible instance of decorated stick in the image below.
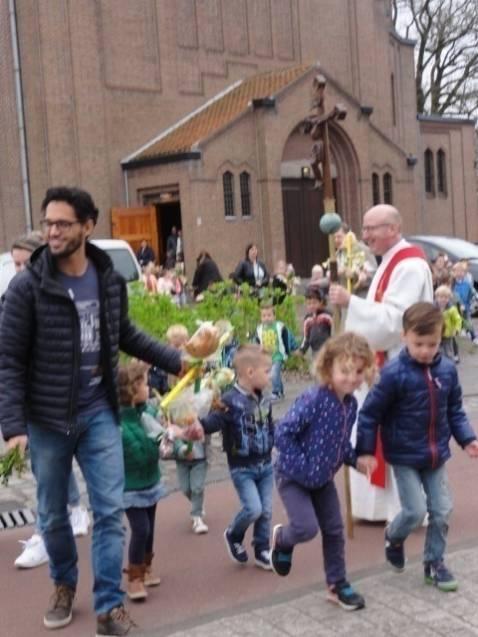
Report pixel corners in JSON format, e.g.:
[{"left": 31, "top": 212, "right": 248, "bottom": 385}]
[{"left": 309, "top": 75, "right": 354, "bottom": 539}]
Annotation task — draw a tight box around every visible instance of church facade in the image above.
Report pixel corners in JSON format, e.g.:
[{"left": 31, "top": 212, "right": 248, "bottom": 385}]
[{"left": 1, "top": 0, "right": 476, "bottom": 275}]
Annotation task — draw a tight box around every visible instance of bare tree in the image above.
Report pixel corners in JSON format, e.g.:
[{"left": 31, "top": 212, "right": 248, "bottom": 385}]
[{"left": 392, "top": 0, "right": 478, "bottom": 117}]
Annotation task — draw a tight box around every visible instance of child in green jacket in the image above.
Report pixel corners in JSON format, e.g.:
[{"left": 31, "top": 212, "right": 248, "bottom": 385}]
[
  {"left": 119, "top": 361, "right": 166, "bottom": 602},
  {"left": 435, "top": 285, "right": 462, "bottom": 362}
]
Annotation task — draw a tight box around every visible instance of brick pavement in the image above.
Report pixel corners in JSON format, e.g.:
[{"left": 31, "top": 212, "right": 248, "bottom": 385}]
[{"left": 142, "top": 544, "right": 478, "bottom": 637}]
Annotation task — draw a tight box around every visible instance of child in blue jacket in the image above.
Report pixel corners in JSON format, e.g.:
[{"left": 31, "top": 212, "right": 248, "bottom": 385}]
[
  {"left": 356, "top": 302, "right": 478, "bottom": 592},
  {"left": 271, "top": 332, "right": 376, "bottom": 611}
]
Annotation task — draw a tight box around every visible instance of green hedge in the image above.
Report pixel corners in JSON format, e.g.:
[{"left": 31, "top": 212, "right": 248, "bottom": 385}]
[{"left": 127, "top": 281, "right": 306, "bottom": 371}]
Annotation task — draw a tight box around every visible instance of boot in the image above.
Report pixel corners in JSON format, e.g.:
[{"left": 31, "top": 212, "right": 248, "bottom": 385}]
[
  {"left": 144, "top": 552, "right": 161, "bottom": 587},
  {"left": 125, "top": 563, "right": 148, "bottom": 601}
]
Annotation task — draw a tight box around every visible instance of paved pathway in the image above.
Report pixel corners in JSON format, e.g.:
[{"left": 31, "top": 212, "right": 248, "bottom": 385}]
[{"left": 148, "top": 542, "right": 478, "bottom": 637}]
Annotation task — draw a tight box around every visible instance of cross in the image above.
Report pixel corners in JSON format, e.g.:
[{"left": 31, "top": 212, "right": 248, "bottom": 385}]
[{"left": 304, "top": 74, "right": 354, "bottom": 540}]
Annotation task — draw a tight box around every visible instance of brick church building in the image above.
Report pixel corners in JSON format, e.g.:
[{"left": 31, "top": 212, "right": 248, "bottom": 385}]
[{"left": 1, "top": 0, "right": 476, "bottom": 276}]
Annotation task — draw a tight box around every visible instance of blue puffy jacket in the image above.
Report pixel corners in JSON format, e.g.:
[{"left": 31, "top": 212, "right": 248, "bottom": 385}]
[
  {"left": 201, "top": 384, "right": 274, "bottom": 468},
  {"left": 275, "top": 386, "right": 357, "bottom": 489},
  {"left": 356, "top": 348, "right": 475, "bottom": 468}
]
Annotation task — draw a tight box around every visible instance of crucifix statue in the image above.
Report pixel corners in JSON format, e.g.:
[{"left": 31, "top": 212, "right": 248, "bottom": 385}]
[
  {"left": 303, "top": 73, "right": 355, "bottom": 539},
  {"left": 304, "top": 73, "right": 347, "bottom": 308}
]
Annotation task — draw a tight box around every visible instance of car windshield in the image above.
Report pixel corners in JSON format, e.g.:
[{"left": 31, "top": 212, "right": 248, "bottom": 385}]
[
  {"left": 427, "top": 237, "right": 478, "bottom": 260},
  {"left": 105, "top": 249, "right": 140, "bottom": 281}
]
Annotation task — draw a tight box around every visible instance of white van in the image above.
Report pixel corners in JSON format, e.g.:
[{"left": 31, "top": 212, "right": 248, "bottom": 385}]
[{"left": 0, "top": 238, "right": 141, "bottom": 296}]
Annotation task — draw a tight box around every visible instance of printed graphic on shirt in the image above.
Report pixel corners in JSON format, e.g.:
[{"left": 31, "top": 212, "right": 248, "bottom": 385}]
[
  {"left": 75, "top": 298, "right": 102, "bottom": 388},
  {"left": 261, "top": 326, "right": 279, "bottom": 354}
]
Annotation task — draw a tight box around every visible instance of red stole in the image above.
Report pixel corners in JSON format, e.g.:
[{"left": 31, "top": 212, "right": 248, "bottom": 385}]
[{"left": 370, "top": 245, "right": 427, "bottom": 487}]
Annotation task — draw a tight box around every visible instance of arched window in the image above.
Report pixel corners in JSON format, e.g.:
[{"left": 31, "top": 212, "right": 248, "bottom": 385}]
[
  {"left": 372, "top": 172, "right": 380, "bottom": 205},
  {"left": 240, "top": 171, "right": 251, "bottom": 217},
  {"left": 223, "top": 171, "right": 235, "bottom": 217},
  {"left": 383, "top": 172, "right": 393, "bottom": 204},
  {"left": 424, "top": 149, "right": 435, "bottom": 195},
  {"left": 437, "top": 149, "right": 447, "bottom": 195}
]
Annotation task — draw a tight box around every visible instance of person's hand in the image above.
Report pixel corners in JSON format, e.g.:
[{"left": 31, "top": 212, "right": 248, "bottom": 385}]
[
  {"left": 6, "top": 435, "right": 28, "bottom": 454},
  {"left": 464, "top": 440, "right": 478, "bottom": 458},
  {"left": 356, "top": 455, "right": 377, "bottom": 478},
  {"left": 186, "top": 420, "right": 205, "bottom": 442},
  {"left": 328, "top": 283, "right": 351, "bottom": 308},
  {"left": 177, "top": 357, "right": 190, "bottom": 378}
]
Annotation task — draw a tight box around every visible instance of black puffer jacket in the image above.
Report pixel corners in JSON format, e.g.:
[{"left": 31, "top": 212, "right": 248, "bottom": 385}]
[{"left": 0, "top": 243, "right": 181, "bottom": 440}]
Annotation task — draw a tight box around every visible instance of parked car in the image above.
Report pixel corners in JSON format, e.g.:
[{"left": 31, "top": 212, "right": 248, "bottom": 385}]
[
  {"left": 0, "top": 238, "right": 141, "bottom": 296},
  {"left": 407, "top": 234, "right": 478, "bottom": 315},
  {"left": 90, "top": 238, "right": 142, "bottom": 282},
  {"left": 406, "top": 235, "right": 478, "bottom": 288}
]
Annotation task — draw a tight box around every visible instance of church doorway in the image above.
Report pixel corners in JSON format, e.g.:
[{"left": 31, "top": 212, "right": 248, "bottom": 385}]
[
  {"left": 281, "top": 178, "right": 328, "bottom": 277},
  {"left": 280, "top": 122, "right": 361, "bottom": 277}
]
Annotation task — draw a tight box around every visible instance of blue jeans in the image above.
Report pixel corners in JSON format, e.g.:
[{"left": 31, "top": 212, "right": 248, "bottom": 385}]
[
  {"left": 275, "top": 475, "right": 345, "bottom": 585},
  {"left": 229, "top": 461, "right": 273, "bottom": 554},
  {"left": 176, "top": 460, "right": 208, "bottom": 517},
  {"left": 28, "top": 409, "right": 125, "bottom": 614},
  {"left": 35, "top": 472, "right": 80, "bottom": 534},
  {"left": 389, "top": 464, "right": 453, "bottom": 564},
  {"left": 271, "top": 360, "right": 284, "bottom": 396}
]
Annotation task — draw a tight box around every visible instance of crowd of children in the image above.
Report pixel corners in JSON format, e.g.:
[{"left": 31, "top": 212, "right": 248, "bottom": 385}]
[
  {"left": 111, "top": 292, "right": 476, "bottom": 617},
  {"left": 14, "top": 249, "right": 478, "bottom": 620}
]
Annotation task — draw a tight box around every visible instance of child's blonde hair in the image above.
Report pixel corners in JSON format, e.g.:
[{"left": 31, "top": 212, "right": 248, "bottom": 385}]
[
  {"left": 313, "top": 332, "right": 376, "bottom": 387},
  {"left": 233, "top": 344, "right": 271, "bottom": 376},
  {"left": 166, "top": 324, "right": 189, "bottom": 348},
  {"left": 118, "top": 360, "right": 148, "bottom": 406},
  {"left": 435, "top": 285, "right": 452, "bottom": 299}
]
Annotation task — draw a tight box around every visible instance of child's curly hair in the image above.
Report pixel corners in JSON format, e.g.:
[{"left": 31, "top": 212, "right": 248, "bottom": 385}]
[
  {"left": 118, "top": 360, "right": 149, "bottom": 406},
  {"left": 313, "top": 332, "right": 376, "bottom": 387}
]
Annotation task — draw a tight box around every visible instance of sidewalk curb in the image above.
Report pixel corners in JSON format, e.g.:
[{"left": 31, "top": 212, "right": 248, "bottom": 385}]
[{"left": 136, "top": 537, "right": 478, "bottom": 637}]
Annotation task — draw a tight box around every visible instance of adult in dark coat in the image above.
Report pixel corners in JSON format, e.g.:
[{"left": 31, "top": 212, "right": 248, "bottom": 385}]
[
  {"left": 191, "top": 250, "right": 223, "bottom": 298},
  {"left": 0, "top": 186, "right": 181, "bottom": 633},
  {"left": 136, "top": 239, "right": 155, "bottom": 268},
  {"left": 233, "top": 243, "right": 269, "bottom": 290}
]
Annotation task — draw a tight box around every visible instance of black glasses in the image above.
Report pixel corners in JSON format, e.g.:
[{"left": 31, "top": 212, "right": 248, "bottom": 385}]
[
  {"left": 40, "top": 219, "right": 81, "bottom": 232},
  {"left": 361, "top": 223, "right": 392, "bottom": 234}
]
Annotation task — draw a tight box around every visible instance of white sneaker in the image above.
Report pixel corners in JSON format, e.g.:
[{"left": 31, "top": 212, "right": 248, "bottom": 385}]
[
  {"left": 14, "top": 533, "right": 49, "bottom": 569},
  {"left": 70, "top": 505, "right": 90, "bottom": 537},
  {"left": 192, "top": 516, "right": 209, "bottom": 534}
]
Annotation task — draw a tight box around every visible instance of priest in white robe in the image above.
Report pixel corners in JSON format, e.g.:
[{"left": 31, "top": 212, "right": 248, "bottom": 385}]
[{"left": 329, "top": 204, "right": 433, "bottom": 522}]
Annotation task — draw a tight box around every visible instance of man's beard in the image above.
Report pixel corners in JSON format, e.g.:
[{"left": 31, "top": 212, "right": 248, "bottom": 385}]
[{"left": 49, "top": 235, "right": 83, "bottom": 259}]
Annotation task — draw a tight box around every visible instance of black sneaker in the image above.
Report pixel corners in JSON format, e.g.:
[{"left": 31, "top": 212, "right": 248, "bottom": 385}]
[
  {"left": 270, "top": 524, "right": 293, "bottom": 577},
  {"left": 223, "top": 528, "right": 248, "bottom": 564},
  {"left": 254, "top": 549, "right": 272, "bottom": 571},
  {"left": 96, "top": 605, "right": 136, "bottom": 636},
  {"left": 43, "top": 584, "right": 75, "bottom": 629},
  {"left": 385, "top": 530, "right": 405, "bottom": 572},
  {"left": 327, "top": 580, "right": 365, "bottom": 611},
  {"left": 424, "top": 561, "right": 458, "bottom": 592}
]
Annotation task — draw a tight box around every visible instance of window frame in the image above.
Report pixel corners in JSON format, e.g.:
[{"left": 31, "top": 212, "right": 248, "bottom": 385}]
[{"left": 222, "top": 170, "right": 235, "bottom": 218}]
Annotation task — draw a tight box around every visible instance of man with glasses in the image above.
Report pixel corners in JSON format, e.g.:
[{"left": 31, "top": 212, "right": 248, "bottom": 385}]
[
  {"left": 329, "top": 204, "right": 433, "bottom": 523},
  {"left": 0, "top": 186, "right": 182, "bottom": 636}
]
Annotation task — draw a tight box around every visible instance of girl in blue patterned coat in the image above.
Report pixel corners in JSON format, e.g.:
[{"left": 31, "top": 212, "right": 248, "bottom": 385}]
[{"left": 271, "top": 332, "right": 376, "bottom": 611}]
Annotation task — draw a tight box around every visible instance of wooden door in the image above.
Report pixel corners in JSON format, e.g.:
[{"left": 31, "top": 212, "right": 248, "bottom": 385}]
[
  {"left": 111, "top": 206, "right": 160, "bottom": 263},
  {"left": 281, "top": 179, "right": 328, "bottom": 277}
]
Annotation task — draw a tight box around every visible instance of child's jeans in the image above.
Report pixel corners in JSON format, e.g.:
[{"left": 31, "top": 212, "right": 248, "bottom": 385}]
[
  {"left": 271, "top": 360, "right": 284, "bottom": 396},
  {"left": 229, "top": 460, "right": 273, "bottom": 554},
  {"left": 125, "top": 504, "right": 157, "bottom": 564},
  {"left": 275, "top": 475, "right": 346, "bottom": 586},
  {"left": 388, "top": 464, "right": 452, "bottom": 564},
  {"left": 176, "top": 460, "right": 208, "bottom": 517}
]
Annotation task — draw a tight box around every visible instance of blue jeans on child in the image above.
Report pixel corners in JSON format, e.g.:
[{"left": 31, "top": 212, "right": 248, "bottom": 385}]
[
  {"left": 275, "top": 475, "right": 346, "bottom": 585},
  {"left": 229, "top": 461, "right": 273, "bottom": 553},
  {"left": 28, "top": 409, "right": 125, "bottom": 615},
  {"left": 388, "top": 464, "right": 452, "bottom": 564},
  {"left": 271, "top": 360, "right": 284, "bottom": 396},
  {"left": 176, "top": 460, "right": 208, "bottom": 517}
]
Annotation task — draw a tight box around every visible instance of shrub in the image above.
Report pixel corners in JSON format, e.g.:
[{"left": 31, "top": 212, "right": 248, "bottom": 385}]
[{"left": 127, "top": 280, "right": 304, "bottom": 358}]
